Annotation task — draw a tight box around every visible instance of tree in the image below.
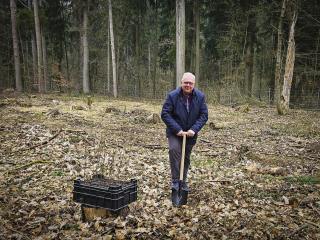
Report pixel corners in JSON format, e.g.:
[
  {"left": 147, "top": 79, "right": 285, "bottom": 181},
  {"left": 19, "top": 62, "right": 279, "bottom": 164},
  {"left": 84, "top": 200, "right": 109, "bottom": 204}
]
[
  {"left": 33, "top": 0, "right": 43, "bottom": 92},
  {"left": 244, "top": 12, "right": 256, "bottom": 97},
  {"left": 45, "top": 0, "right": 70, "bottom": 86},
  {"left": 135, "top": 0, "right": 142, "bottom": 97},
  {"left": 277, "top": 11, "right": 298, "bottom": 114},
  {"left": 42, "top": 28, "right": 48, "bottom": 92},
  {"left": 274, "top": 0, "right": 287, "bottom": 105},
  {"left": 109, "top": 0, "right": 117, "bottom": 97},
  {"left": 107, "top": 20, "right": 110, "bottom": 93},
  {"left": 27, "top": 0, "right": 37, "bottom": 89},
  {"left": 82, "top": 0, "right": 89, "bottom": 94},
  {"left": 10, "top": 0, "right": 22, "bottom": 91},
  {"left": 151, "top": 0, "right": 159, "bottom": 98},
  {"left": 194, "top": 0, "right": 200, "bottom": 82},
  {"left": 176, "top": 0, "right": 185, "bottom": 87}
]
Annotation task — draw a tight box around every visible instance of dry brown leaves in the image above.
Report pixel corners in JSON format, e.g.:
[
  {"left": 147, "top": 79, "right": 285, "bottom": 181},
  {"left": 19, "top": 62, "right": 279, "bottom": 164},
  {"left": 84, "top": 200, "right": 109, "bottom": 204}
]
[{"left": 0, "top": 95, "right": 319, "bottom": 239}]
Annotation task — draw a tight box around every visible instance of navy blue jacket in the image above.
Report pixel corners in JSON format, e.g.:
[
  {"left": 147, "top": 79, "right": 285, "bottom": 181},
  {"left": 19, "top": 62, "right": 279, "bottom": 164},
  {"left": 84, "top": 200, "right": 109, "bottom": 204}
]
[{"left": 161, "top": 87, "right": 208, "bottom": 144}]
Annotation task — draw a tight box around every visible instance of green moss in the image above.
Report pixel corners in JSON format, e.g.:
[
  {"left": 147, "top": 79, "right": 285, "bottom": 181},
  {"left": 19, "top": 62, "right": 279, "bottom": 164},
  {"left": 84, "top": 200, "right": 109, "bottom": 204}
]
[
  {"left": 283, "top": 175, "right": 320, "bottom": 185},
  {"left": 261, "top": 174, "right": 278, "bottom": 181},
  {"left": 193, "top": 157, "right": 216, "bottom": 168},
  {"left": 69, "top": 135, "right": 82, "bottom": 143},
  {"left": 52, "top": 170, "right": 65, "bottom": 177}
]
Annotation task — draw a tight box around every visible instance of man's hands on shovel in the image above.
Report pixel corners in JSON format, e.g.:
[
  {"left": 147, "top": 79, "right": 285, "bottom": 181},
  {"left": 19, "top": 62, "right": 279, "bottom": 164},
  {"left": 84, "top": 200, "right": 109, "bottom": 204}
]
[{"left": 177, "top": 130, "right": 195, "bottom": 137}]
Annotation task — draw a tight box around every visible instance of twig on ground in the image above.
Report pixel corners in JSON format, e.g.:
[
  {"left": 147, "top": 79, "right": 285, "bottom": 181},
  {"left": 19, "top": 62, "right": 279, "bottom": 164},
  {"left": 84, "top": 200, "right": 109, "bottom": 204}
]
[
  {"left": 64, "top": 128, "right": 86, "bottom": 134},
  {"left": 204, "top": 179, "right": 232, "bottom": 183},
  {"left": 288, "top": 224, "right": 308, "bottom": 238},
  {"left": 309, "top": 204, "right": 320, "bottom": 216},
  {"left": 303, "top": 220, "right": 320, "bottom": 229},
  {"left": 142, "top": 144, "right": 166, "bottom": 150},
  {"left": 200, "top": 139, "right": 212, "bottom": 144},
  {"left": 9, "top": 129, "right": 62, "bottom": 155},
  {"left": 9, "top": 160, "right": 54, "bottom": 173},
  {"left": 3, "top": 224, "right": 32, "bottom": 240}
]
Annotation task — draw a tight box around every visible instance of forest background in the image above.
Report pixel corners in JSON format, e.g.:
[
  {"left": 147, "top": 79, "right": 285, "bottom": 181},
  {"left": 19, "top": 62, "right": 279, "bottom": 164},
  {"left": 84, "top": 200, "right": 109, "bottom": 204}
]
[{"left": 2, "top": 0, "right": 320, "bottom": 109}]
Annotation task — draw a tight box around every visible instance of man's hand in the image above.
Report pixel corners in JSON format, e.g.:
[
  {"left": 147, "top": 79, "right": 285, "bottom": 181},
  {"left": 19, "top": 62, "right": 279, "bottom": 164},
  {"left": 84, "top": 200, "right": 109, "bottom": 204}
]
[
  {"left": 186, "top": 129, "right": 195, "bottom": 137},
  {"left": 176, "top": 130, "right": 187, "bottom": 137}
]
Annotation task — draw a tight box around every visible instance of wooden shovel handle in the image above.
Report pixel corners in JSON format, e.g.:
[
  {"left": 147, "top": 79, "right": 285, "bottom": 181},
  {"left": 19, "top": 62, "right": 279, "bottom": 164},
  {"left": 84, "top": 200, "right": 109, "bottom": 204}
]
[{"left": 179, "top": 134, "right": 186, "bottom": 181}]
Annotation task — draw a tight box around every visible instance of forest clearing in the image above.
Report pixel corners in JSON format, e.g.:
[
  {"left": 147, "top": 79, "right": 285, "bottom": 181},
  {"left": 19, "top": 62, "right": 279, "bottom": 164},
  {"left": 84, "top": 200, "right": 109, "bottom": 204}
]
[
  {"left": 0, "top": 94, "right": 319, "bottom": 239},
  {"left": 2, "top": 0, "right": 320, "bottom": 238}
]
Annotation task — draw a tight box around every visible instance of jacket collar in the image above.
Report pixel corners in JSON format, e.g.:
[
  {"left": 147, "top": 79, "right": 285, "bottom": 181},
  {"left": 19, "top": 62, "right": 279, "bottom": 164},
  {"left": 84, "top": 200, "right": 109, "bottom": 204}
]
[{"left": 179, "top": 87, "right": 196, "bottom": 97}]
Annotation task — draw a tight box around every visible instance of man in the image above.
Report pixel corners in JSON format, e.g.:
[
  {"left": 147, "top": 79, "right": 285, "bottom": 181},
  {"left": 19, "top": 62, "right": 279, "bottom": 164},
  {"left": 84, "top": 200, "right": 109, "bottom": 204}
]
[{"left": 161, "top": 72, "right": 208, "bottom": 200}]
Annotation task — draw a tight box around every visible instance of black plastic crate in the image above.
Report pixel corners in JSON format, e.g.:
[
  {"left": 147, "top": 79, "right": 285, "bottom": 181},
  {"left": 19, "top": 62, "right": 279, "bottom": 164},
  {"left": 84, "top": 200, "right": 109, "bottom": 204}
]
[{"left": 73, "top": 176, "right": 137, "bottom": 212}]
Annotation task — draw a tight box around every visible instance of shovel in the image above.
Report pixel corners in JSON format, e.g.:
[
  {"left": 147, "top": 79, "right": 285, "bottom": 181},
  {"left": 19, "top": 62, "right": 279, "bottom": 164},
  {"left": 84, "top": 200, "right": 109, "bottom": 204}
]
[{"left": 172, "top": 134, "right": 188, "bottom": 206}]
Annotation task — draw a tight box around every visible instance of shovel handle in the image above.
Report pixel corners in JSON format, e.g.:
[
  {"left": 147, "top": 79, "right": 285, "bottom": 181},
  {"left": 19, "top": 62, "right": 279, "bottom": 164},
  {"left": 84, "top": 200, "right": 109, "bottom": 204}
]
[{"left": 179, "top": 134, "right": 186, "bottom": 181}]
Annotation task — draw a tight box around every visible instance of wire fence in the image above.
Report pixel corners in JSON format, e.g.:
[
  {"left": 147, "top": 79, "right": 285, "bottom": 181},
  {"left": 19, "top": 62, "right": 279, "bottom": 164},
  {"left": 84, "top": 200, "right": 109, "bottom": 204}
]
[
  {"left": 216, "top": 88, "right": 320, "bottom": 110},
  {"left": 42, "top": 74, "right": 320, "bottom": 110},
  {"left": 110, "top": 86, "right": 320, "bottom": 110}
]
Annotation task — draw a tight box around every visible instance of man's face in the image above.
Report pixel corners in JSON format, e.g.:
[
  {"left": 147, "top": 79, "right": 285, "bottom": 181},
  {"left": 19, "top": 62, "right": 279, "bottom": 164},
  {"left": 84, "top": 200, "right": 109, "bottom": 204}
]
[{"left": 181, "top": 78, "right": 195, "bottom": 94}]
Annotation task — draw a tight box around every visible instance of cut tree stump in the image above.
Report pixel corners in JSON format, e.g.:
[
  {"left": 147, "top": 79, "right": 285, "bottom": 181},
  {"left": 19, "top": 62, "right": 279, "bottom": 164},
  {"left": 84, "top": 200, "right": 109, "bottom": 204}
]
[
  {"left": 81, "top": 205, "right": 129, "bottom": 221},
  {"left": 146, "top": 113, "right": 160, "bottom": 124},
  {"left": 105, "top": 107, "right": 121, "bottom": 113}
]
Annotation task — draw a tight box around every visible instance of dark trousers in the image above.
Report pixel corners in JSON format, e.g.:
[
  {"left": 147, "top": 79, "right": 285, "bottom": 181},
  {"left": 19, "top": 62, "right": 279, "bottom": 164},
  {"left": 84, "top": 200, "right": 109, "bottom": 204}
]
[{"left": 168, "top": 135, "right": 194, "bottom": 189}]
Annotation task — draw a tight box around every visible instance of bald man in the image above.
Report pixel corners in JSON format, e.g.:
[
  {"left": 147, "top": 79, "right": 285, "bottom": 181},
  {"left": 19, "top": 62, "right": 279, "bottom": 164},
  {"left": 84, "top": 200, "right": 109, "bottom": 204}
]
[{"left": 161, "top": 72, "right": 208, "bottom": 203}]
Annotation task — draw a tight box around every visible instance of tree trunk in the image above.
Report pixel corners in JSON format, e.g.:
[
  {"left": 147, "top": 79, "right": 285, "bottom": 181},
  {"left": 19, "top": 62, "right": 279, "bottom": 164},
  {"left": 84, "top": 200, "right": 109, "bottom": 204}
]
[
  {"left": 10, "top": 0, "right": 22, "bottom": 92},
  {"left": 277, "top": 12, "right": 297, "bottom": 115},
  {"left": 28, "top": 0, "right": 36, "bottom": 90},
  {"left": 109, "top": 0, "right": 117, "bottom": 98},
  {"left": 18, "top": 30, "right": 26, "bottom": 89},
  {"left": 31, "top": 34, "right": 37, "bottom": 89},
  {"left": 77, "top": 22, "right": 83, "bottom": 93},
  {"left": 274, "top": 0, "right": 287, "bottom": 104},
  {"left": 245, "top": 13, "right": 255, "bottom": 97},
  {"left": 217, "top": 60, "right": 221, "bottom": 103},
  {"left": 82, "top": 2, "right": 90, "bottom": 94},
  {"left": 194, "top": 0, "right": 200, "bottom": 82},
  {"left": 116, "top": 38, "right": 120, "bottom": 95},
  {"left": 107, "top": 21, "right": 110, "bottom": 94},
  {"left": 61, "top": 9, "right": 70, "bottom": 85},
  {"left": 33, "top": 0, "right": 43, "bottom": 93},
  {"left": 152, "top": 0, "right": 159, "bottom": 98},
  {"left": 148, "top": 43, "right": 151, "bottom": 79},
  {"left": 176, "top": 0, "right": 185, "bottom": 87},
  {"left": 135, "top": 13, "right": 141, "bottom": 97},
  {"left": 313, "top": 30, "right": 320, "bottom": 92},
  {"left": 42, "top": 31, "right": 48, "bottom": 92},
  {"left": 25, "top": 40, "right": 30, "bottom": 90}
]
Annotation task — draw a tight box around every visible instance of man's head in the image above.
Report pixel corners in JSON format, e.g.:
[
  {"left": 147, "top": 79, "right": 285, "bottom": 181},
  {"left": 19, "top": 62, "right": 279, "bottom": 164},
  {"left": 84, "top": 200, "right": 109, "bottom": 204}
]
[{"left": 181, "top": 72, "right": 195, "bottom": 95}]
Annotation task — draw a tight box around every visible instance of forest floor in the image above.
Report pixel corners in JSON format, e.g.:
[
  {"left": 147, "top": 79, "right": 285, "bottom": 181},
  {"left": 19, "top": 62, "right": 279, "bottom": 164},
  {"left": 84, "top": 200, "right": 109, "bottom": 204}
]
[{"left": 0, "top": 94, "right": 319, "bottom": 240}]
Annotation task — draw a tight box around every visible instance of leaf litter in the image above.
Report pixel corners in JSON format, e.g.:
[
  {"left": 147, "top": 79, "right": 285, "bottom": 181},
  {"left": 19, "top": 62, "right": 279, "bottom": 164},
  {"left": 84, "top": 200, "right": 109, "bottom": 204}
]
[{"left": 0, "top": 95, "right": 319, "bottom": 239}]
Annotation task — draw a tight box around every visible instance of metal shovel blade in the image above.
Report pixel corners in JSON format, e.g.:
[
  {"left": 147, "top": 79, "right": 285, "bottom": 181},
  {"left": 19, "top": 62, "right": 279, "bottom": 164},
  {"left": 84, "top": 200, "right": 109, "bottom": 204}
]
[{"left": 171, "top": 182, "right": 188, "bottom": 207}]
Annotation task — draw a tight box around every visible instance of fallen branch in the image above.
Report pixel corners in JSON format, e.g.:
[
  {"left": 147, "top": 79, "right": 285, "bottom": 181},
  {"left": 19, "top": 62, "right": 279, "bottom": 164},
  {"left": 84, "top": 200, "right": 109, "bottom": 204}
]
[
  {"left": 200, "top": 139, "right": 212, "bottom": 144},
  {"left": 9, "top": 160, "right": 54, "bottom": 172},
  {"left": 3, "top": 224, "right": 32, "bottom": 240},
  {"left": 142, "top": 144, "right": 166, "bottom": 150},
  {"left": 197, "top": 149, "right": 211, "bottom": 153},
  {"left": 10, "top": 129, "right": 62, "bottom": 154},
  {"left": 288, "top": 224, "right": 308, "bottom": 238},
  {"left": 204, "top": 179, "right": 231, "bottom": 183},
  {"left": 309, "top": 204, "right": 320, "bottom": 216},
  {"left": 105, "top": 143, "right": 124, "bottom": 149},
  {"left": 64, "top": 128, "right": 87, "bottom": 134},
  {"left": 0, "top": 161, "right": 16, "bottom": 165},
  {"left": 303, "top": 219, "right": 320, "bottom": 229}
]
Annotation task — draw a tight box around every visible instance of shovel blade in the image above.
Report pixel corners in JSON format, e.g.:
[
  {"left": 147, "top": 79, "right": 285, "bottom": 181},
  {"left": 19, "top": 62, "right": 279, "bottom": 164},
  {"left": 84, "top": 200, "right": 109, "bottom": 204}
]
[{"left": 171, "top": 188, "right": 188, "bottom": 206}]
